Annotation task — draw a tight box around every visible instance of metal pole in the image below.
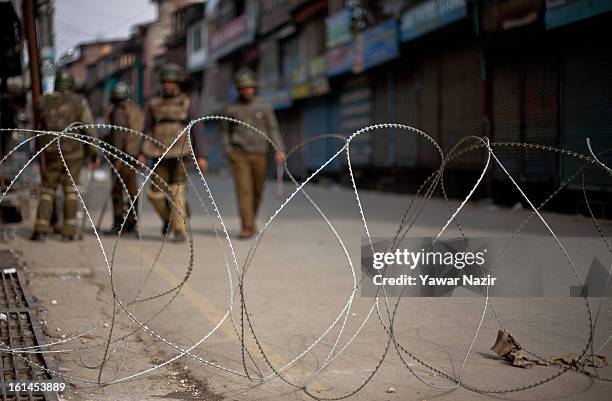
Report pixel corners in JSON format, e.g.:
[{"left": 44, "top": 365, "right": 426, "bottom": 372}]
[
  {"left": 387, "top": 66, "right": 396, "bottom": 166},
  {"left": 23, "top": 0, "right": 42, "bottom": 128},
  {"left": 23, "top": 0, "right": 45, "bottom": 174}
]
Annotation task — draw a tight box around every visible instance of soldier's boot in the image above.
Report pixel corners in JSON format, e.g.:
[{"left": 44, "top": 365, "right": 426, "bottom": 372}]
[
  {"left": 30, "top": 232, "right": 47, "bottom": 242},
  {"left": 238, "top": 228, "right": 255, "bottom": 239},
  {"left": 62, "top": 185, "right": 79, "bottom": 241},
  {"left": 125, "top": 198, "right": 139, "bottom": 233},
  {"left": 162, "top": 220, "right": 171, "bottom": 236},
  {"left": 31, "top": 186, "right": 55, "bottom": 240},
  {"left": 108, "top": 199, "right": 138, "bottom": 234},
  {"left": 124, "top": 212, "right": 138, "bottom": 233},
  {"left": 147, "top": 190, "right": 170, "bottom": 235},
  {"left": 169, "top": 183, "right": 188, "bottom": 242},
  {"left": 51, "top": 200, "right": 62, "bottom": 234},
  {"left": 105, "top": 216, "right": 124, "bottom": 235},
  {"left": 115, "top": 208, "right": 139, "bottom": 234}
]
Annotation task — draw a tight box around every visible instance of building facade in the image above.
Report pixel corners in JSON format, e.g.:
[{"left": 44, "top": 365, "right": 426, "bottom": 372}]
[{"left": 60, "top": 0, "right": 612, "bottom": 214}]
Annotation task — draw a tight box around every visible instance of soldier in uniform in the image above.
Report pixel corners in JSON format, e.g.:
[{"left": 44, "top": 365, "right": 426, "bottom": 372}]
[
  {"left": 140, "top": 64, "right": 207, "bottom": 242},
  {"left": 31, "top": 69, "right": 99, "bottom": 241},
  {"left": 107, "top": 81, "right": 144, "bottom": 234},
  {"left": 222, "top": 68, "right": 285, "bottom": 239}
]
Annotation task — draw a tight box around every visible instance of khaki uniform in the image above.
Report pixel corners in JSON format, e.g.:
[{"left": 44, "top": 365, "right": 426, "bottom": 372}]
[
  {"left": 222, "top": 97, "right": 284, "bottom": 231},
  {"left": 108, "top": 100, "right": 144, "bottom": 229},
  {"left": 34, "top": 91, "right": 97, "bottom": 236},
  {"left": 143, "top": 93, "right": 203, "bottom": 237}
]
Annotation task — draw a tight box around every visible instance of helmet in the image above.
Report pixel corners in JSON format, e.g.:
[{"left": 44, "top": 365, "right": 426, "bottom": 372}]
[
  {"left": 55, "top": 69, "right": 75, "bottom": 91},
  {"left": 111, "top": 81, "right": 130, "bottom": 101},
  {"left": 159, "top": 64, "right": 182, "bottom": 83},
  {"left": 234, "top": 67, "right": 258, "bottom": 88}
]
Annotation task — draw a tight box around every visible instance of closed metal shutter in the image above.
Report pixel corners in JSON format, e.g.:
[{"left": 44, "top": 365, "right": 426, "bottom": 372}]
[
  {"left": 524, "top": 54, "right": 558, "bottom": 181},
  {"left": 372, "top": 68, "right": 389, "bottom": 167},
  {"left": 303, "top": 97, "right": 340, "bottom": 172},
  {"left": 304, "top": 99, "right": 328, "bottom": 170},
  {"left": 395, "top": 64, "right": 419, "bottom": 167},
  {"left": 204, "top": 122, "right": 224, "bottom": 171},
  {"left": 278, "top": 108, "right": 305, "bottom": 177},
  {"left": 562, "top": 45, "right": 612, "bottom": 191},
  {"left": 440, "top": 44, "right": 483, "bottom": 170},
  {"left": 491, "top": 49, "right": 559, "bottom": 182},
  {"left": 419, "top": 53, "right": 441, "bottom": 168},
  {"left": 492, "top": 53, "right": 522, "bottom": 179},
  {"left": 326, "top": 98, "right": 342, "bottom": 172},
  {"left": 340, "top": 74, "right": 372, "bottom": 166}
]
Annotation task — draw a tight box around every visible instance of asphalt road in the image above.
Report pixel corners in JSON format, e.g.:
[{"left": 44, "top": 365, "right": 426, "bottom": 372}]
[{"left": 9, "top": 171, "right": 612, "bottom": 401}]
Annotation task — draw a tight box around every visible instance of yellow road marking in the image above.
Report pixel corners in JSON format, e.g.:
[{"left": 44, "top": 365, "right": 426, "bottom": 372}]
[{"left": 126, "top": 244, "right": 326, "bottom": 397}]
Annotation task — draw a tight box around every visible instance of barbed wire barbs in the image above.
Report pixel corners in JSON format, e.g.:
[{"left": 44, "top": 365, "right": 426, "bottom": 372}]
[{"left": 0, "top": 119, "right": 610, "bottom": 398}]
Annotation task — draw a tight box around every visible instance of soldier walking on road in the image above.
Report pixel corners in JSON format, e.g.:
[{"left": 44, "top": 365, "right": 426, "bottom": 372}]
[
  {"left": 30, "top": 70, "right": 99, "bottom": 242},
  {"left": 106, "top": 81, "right": 144, "bottom": 234},
  {"left": 222, "top": 68, "right": 285, "bottom": 239},
  {"left": 140, "top": 64, "right": 207, "bottom": 242}
]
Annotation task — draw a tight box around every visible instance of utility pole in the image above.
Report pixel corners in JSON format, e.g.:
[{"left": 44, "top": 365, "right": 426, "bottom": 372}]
[
  {"left": 37, "top": 0, "right": 55, "bottom": 49},
  {"left": 23, "top": 0, "right": 42, "bottom": 130},
  {"left": 37, "top": 0, "right": 56, "bottom": 93},
  {"left": 23, "top": 0, "right": 46, "bottom": 176}
]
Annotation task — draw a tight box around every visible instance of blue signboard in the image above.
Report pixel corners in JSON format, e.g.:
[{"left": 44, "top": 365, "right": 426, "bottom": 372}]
[
  {"left": 326, "top": 8, "right": 353, "bottom": 48},
  {"left": 326, "top": 42, "right": 354, "bottom": 77},
  {"left": 400, "top": 0, "right": 467, "bottom": 42},
  {"left": 353, "top": 19, "right": 399, "bottom": 73},
  {"left": 260, "top": 89, "right": 293, "bottom": 110},
  {"left": 545, "top": 0, "right": 612, "bottom": 29}
]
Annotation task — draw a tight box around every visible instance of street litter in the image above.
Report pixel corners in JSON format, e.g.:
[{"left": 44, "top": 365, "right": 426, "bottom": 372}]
[
  {"left": 492, "top": 330, "right": 544, "bottom": 368},
  {"left": 491, "top": 329, "right": 608, "bottom": 370}
]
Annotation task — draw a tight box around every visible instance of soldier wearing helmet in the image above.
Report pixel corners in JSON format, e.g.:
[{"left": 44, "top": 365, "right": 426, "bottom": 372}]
[
  {"left": 31, "top": 69, "right": 99, "bottom": 241},
  {"left": 222, "top": 67, "right": 285, "bottom": 239},
  {"left": 106, "top": 81, "right": 144, "bottom": 234},
  {"left": 139, "top": 63, "right": 207, "bottom": 242}
]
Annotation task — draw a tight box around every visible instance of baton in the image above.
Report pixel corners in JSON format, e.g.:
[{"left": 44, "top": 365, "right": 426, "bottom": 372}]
[{"left": 276, "top": 162, "right": 284, "bottom": 201}]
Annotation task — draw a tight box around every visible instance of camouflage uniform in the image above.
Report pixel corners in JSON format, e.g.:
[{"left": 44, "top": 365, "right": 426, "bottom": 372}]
[
  {"left": 142, "top": 64, "right": 204, "bottom": 240},
  {"left": 32, "top": 71, "right": 98, "bottom": 239},
  {"left": 222, "top": 68, "right": 285, "bottom": 235},
  {"left": 108, "top": 82, "right": 144, "bottom": 232}
]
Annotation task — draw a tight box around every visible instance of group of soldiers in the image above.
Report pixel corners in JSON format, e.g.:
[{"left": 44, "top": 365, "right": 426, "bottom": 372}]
[{"left": 31, "top": 64, "right": 284, "bottom": 242}]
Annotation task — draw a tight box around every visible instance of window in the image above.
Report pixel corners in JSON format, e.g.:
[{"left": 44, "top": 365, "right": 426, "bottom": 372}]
[
  {"left": 216, "top": 0, "right": 245, "bottom": 24},
  {"left": 192, "top": 25, "right": 202, "bottom": 51}
]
